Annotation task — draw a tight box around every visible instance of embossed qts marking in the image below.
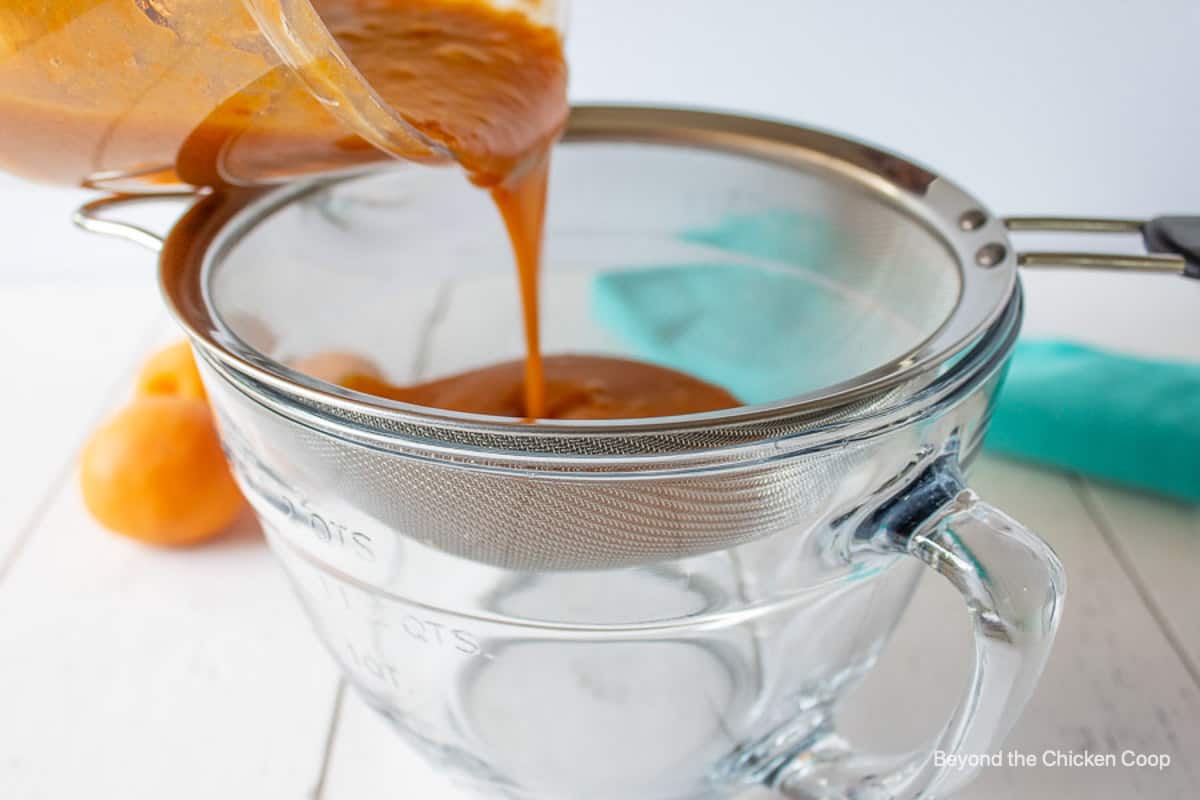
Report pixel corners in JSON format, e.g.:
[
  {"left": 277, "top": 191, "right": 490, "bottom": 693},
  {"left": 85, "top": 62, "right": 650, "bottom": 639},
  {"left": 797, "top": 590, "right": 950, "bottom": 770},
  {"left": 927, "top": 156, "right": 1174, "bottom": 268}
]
[
  {"left": 302, "top": 506, "right": 376, "bottom": 562},
  {"left": 225, "top": 441, "right": 378, "bottom": 563}
]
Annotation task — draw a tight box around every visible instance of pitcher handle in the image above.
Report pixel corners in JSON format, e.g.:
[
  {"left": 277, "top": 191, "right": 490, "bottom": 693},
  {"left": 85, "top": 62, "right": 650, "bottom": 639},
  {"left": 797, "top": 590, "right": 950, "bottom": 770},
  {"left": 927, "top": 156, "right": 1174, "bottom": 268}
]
[
  {"left": 774, "top": 455, "right": 1065, "bottom": 799},
  {"left": 72, "top": 191, "right": 197, "bottom": 254}
]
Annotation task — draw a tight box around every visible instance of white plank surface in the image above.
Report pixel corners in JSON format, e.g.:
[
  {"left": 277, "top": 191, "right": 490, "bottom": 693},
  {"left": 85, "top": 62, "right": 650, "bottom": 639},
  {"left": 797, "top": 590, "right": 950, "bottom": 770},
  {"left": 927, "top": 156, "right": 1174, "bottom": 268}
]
[
  {"left": 0, "top": 332, "right": 344, "bottom": 799},
  {"left": 321, "top": 688, "right": 475, "bottom": 800},
  {"left": 0, "top": 498, "right": 341, "bottom": 798},
  {"left": 0, "top": 287, "right": 163, "bottom": 570},
  {"left": 1080, "top": 483, "right": 1200, "bottom": 682}
]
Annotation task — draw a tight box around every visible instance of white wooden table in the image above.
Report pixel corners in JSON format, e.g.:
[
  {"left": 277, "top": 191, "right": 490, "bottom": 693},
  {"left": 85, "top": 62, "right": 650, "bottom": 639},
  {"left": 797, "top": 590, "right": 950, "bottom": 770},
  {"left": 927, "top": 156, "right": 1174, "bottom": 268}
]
[{"left": 1, "top": 2, "right": 1198, "bottom": 797}]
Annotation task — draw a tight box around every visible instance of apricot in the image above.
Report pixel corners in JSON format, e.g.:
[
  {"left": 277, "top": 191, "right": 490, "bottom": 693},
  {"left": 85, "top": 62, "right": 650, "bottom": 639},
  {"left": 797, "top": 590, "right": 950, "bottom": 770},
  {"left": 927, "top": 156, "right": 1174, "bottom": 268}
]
[
  {"left": 79, "top": 397, "right": 244, "bottom": 546},
  {"left": 291, "top": 351, "right": 381, "bottom": 385},
  {"left": 135, "top": 340, "right": 207, "bottom": 401}
]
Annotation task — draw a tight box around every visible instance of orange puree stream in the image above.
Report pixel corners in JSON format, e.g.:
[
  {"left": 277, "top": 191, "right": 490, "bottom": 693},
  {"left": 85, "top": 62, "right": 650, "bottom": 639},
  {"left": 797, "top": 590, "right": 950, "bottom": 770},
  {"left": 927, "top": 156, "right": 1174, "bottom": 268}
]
[{"left": 302, "top": 0, "right": 568, "bottom": 418}]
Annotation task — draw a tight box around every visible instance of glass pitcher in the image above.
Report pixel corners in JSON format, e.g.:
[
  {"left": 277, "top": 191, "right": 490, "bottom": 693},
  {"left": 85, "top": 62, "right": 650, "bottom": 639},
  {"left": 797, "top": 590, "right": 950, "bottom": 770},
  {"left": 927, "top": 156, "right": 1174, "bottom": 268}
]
[{"left": 0, "top": 0, "right": 565, "bottom": 190}]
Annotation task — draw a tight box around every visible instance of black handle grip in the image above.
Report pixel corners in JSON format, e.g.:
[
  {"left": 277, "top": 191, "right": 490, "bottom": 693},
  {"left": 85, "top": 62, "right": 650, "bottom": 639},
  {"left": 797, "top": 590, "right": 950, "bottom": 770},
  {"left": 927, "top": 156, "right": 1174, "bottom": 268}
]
[{"left": 1143, "top": 216, "right": 1200, "bottom": 279}]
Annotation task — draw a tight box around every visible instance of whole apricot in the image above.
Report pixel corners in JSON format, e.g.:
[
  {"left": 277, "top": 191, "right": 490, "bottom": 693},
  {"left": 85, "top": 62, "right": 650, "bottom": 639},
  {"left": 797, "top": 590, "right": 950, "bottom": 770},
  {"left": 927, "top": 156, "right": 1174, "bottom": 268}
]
[
  {"left": 291, "top": 351, "right": 381, "bottom": 385},
  {"left": 79, "top": 397, "right": 244, "bottom": 546},
  {"left": 136, "top": 340, "right": 207, "bottom": 401}
]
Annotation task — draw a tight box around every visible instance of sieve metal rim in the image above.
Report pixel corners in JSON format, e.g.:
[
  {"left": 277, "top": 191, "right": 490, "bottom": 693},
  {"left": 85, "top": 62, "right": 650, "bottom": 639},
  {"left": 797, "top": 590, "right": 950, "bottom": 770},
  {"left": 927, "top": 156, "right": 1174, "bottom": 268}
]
[{"left": 159, "top": 105, "right": 1019, "bottom": 457}]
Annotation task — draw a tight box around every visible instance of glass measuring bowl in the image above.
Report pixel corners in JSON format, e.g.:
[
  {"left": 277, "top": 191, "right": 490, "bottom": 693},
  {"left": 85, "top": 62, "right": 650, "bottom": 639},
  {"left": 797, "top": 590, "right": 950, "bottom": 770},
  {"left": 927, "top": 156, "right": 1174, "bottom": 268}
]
[
  {"left": 0, "top": 0, "right": 565, "bottom": 190},
  {"left": 129, "top": 108, "right": 1065, "bottom": 799}
]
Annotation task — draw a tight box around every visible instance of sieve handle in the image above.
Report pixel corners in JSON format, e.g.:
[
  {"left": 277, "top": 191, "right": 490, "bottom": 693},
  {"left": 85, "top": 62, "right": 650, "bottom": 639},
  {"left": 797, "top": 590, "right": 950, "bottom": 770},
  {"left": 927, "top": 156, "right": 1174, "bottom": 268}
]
[
  {"left": 1006, "top": 215, "right": 1200, "bottom": 278},
  {"left": 1143, "top": 216, "right": 1200, "bottom": 278},
  {"left": 774, "top": 456, "right": 1065, "bottom": 800},
  {"left": 72, "top": 192, "right": 198, "bottom": 254}
]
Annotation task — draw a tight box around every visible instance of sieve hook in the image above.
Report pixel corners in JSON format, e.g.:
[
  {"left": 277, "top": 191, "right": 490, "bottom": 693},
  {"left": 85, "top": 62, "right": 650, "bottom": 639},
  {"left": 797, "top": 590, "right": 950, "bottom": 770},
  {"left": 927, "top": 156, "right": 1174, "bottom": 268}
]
[
  {"left": 1004, "top": 215, "right": 1200, "bottom": 278},
  {"left": 72, "top": 191, "right": 198, "bottom": 254}
]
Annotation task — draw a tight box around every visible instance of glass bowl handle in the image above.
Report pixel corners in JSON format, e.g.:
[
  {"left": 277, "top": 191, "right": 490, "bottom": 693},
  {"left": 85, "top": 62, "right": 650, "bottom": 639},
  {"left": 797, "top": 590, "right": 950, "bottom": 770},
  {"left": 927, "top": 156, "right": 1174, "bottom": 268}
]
[{"left": 776, "top": 455, "right": 1066, "bottom": 799}]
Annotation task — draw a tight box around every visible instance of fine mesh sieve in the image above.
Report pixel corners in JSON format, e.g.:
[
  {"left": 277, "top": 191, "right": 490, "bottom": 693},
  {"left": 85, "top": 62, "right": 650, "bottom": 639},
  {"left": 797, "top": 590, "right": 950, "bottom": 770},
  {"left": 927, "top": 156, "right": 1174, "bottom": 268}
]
[
  {"left": 196, "top": 313, "right": 1013, "bottom": 571},
  {"left": 173, "top": 108, "right": 1021, "bottom": 445},
  {"left": 153, "top": 107, "right": 1031, "bottom": 569},
  {"left": 134, "top": 106, "right": 1181, "bottom": 569}
]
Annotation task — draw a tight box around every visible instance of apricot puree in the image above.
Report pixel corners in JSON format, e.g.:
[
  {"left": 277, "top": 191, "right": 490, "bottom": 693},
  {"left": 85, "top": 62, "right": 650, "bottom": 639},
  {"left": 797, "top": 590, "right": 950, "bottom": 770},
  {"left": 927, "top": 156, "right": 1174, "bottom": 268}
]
[
  {"left": 340, "top": 355, "right": 740, "bottom": 420},
  {"left": 0, "top": 0, "right": 564, "bottom": 187}
]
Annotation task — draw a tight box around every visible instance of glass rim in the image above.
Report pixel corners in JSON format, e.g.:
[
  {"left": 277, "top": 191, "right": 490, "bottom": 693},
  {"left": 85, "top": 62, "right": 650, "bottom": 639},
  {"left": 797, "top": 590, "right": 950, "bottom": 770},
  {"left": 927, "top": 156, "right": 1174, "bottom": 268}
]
[{"left": 197, "top": 290, "right": 1021, "bottom": 475}]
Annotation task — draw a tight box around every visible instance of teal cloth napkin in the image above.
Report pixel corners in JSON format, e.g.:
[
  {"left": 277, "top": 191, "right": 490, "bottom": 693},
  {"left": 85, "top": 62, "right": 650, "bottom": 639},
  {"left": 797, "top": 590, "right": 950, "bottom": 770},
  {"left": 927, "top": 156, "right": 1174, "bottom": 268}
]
[
  {"left": 591, "top": 212, "right": 925, "bottom": 404},
  {"left": 592, "top": 212, "right": 1200, "bottom": 504},
  {"left": 591, "top": 262, "right": 883, "bottom": 404},
  {"left": 988, "top": 340, "right": 1200, "bottom": 503}
]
